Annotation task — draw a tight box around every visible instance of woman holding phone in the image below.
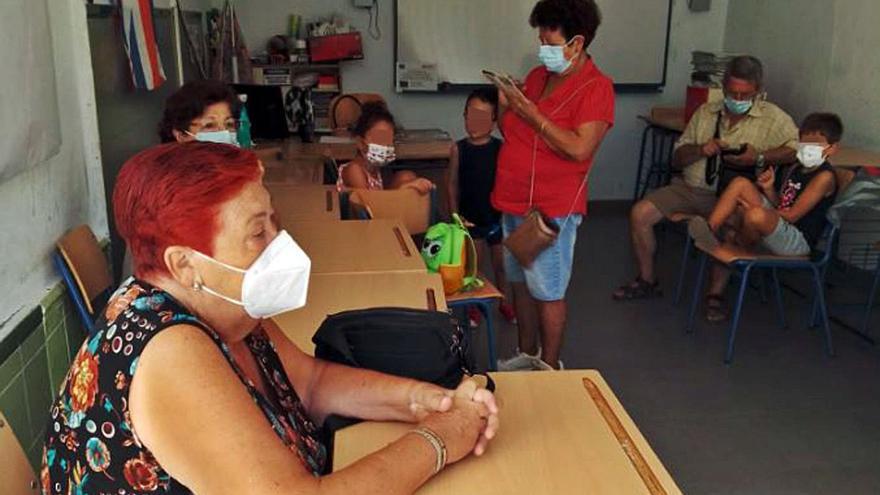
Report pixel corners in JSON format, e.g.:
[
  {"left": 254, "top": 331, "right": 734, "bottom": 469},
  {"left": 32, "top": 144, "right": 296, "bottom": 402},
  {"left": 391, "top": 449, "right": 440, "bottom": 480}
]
[{"left": 492, "top": 0, "right": 615, "bottom": 370}]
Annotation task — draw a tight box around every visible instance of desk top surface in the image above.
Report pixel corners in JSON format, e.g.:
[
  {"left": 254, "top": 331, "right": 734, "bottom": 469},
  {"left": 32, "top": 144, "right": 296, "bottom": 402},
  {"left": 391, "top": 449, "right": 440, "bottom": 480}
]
[
  {"left": 255, "top": 135, "right": 453, "bottom": 161},
  {"left": 267, "top": 185, "right": 339, "bottom": 222},
  {"left": 271, "top": 271, "right": 446, "bottom": 355},
  {"left": 334, "top": 370, "right": 681, "bottom": 495},
  {"left": 285, "top": 219, "right": 426, "bottom": 275}
]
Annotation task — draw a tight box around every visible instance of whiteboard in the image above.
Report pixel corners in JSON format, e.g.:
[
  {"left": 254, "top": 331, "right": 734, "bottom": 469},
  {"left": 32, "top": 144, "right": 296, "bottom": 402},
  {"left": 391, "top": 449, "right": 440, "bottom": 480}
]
[
  {"left": 0, "top": 0, "right": 61, "bottom": 182},
  {"left": 396, "top": 0, "right": 672, "bottom": 88}
]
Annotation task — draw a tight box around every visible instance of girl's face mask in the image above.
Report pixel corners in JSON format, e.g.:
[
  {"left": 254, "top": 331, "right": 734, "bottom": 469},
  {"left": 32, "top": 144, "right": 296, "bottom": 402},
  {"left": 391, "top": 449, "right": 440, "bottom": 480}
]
[{"left": 365, "top": 143, "right": 397, "bottom": 166}]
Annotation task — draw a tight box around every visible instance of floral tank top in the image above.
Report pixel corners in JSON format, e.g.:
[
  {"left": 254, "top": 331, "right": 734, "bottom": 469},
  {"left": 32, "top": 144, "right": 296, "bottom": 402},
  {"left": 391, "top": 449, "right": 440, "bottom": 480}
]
[
  {"left": 335, "top": 161, "right": 384, "bottom": 192},
  {"left": 40, "top": 278, "right": 327, "bottom": 494}
]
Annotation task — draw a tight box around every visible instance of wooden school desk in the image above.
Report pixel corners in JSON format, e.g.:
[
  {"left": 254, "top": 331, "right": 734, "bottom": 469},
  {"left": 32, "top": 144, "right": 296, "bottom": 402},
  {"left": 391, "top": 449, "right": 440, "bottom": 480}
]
[
  {"left": 284, "top": 219, "right": 426, "bottom": 275},
  {"left": 829, "top": 146, "right": 880, "bottom": 170},
  {"left": 255, "top": 131, "right": 453, "bottom": 163},
  {"left": 334, "top": 370, "right": 682, "bottom": 495},
  {"left": 270, "top": 272, "right": 446, "bottom": 355},
  {"left": 261, "top": 156, "right": 324, "bottom": 186},
  {"left": 635, "top": 107, "right": 686, "bottom": 201},
  {"left": 267, "top": 184, "right": 340, "bottom": 223}
]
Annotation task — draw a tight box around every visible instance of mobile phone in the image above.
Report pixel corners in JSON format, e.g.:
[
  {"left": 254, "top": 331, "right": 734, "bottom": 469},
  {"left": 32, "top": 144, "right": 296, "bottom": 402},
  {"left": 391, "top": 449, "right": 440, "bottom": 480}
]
[{"left": 720, "top": 144, "right": 747, "bottom": 156}]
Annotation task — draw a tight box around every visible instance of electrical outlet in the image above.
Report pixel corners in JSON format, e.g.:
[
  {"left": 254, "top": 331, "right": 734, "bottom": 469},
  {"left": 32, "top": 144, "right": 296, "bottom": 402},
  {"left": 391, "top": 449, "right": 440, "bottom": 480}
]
[{"left": 353, "top": 0, "right": 374, "bottom": 8}]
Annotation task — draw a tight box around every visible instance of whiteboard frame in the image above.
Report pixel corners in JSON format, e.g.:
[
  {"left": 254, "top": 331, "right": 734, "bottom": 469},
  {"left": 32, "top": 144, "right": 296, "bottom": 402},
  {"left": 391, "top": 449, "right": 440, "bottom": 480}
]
[{"left": 393, "top": 0, "right": 673, "bottom": 93}]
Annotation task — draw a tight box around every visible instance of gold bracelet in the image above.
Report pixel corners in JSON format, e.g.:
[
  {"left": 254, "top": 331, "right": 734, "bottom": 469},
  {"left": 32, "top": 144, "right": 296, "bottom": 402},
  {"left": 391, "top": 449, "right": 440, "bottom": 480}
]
[{"left": 410, "top": 427, "right": 447, "bottom": 474}]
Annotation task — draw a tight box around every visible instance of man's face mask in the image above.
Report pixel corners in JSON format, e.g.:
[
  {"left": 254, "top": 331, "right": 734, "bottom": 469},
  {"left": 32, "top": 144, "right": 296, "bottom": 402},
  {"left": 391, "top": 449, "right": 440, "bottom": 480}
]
[
  {"left": 723, "top": 96, "right": 753, "bottom": 116},
  {"left": 192, "top": 230, "right": 311, "bottom": 319},
  {"left": 465, "top": 108, "right": 495, "bottom": 138},
  {"left": 365, "top": 143, "right": 396, "bottom": 166}
]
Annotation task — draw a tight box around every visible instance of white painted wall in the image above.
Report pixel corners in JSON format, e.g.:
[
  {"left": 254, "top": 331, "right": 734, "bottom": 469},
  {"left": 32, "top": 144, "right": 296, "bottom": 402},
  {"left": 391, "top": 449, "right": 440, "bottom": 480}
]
[
  {"left": 232, "top": 0, "right": 729, "bottom": 199},
  {"left": 724, "top": 0, "right": 880, "bottom": 150},
  {"left": 0, "top": 0, "right": 106, "bottom": 336}
]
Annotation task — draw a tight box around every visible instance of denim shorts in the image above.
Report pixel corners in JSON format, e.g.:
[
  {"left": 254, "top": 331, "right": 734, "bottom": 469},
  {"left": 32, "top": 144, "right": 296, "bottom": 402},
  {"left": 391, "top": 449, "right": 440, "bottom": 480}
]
[
  {"left": 760, "top": 197, "right": 810, "bottom": 256},
  {"left": 501, "top": 213, "right": 583, "bottom": 301}
]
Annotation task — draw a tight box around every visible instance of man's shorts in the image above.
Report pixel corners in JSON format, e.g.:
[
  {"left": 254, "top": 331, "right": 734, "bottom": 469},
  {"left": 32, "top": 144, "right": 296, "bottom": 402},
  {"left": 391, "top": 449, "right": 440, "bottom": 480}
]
[
  {"left": 501, "top": 213, "right": 582, "bottom": 301},
  {"left": 644, "top": 178, "right": 717, "bottom": 218}
]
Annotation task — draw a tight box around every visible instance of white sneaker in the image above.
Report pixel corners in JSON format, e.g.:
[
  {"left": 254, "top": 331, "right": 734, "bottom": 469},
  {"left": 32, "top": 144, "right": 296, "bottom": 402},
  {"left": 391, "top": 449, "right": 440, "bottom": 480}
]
[
  {"left": 497, "top": 349, "right": 542, "bottom": 371},
  {"left": 534, "top": 358, "right": 565, "bottom": 371}
]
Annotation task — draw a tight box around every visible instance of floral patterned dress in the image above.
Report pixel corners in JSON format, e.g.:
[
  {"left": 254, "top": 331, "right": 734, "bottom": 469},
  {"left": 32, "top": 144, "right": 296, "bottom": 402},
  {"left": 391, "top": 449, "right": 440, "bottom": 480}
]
[{"left": 41, "top": 278, "right": 327, "bottom": 494}]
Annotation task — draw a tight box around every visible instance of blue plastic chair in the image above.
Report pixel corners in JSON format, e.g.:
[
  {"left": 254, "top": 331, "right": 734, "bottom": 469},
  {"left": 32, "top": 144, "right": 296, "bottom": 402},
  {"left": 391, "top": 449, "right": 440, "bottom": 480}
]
[
  {"left": 54, "top": 225, "right": 113, "bottom": 338},
  {"left": 863, "top": 249, "right": 880, "bottom": 334},
  {"left": 686, "top": 225, "right": 838, "bottom": 364}
]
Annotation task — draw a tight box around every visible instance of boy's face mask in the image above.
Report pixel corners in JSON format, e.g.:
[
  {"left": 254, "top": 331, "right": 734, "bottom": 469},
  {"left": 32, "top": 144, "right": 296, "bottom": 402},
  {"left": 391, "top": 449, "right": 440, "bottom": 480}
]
[
  {"left": 796, "top": 143, "right": 828, "bottom": 169},
  {"left": 465, "top": 108, "right": 495, "bottom": 138}
]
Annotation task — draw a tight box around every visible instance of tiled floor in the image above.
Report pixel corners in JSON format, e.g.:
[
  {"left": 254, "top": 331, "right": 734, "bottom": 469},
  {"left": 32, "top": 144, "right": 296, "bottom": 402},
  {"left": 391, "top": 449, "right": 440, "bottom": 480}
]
[{"left": 479, "top": 205, "right": 880, "bottom": 494}]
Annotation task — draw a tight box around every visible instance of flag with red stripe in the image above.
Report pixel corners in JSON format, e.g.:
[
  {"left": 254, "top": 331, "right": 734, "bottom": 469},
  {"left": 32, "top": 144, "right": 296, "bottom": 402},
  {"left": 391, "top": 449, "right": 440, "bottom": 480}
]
[{"left": 120, "top": 0, "right": 166, "bottom": 90}]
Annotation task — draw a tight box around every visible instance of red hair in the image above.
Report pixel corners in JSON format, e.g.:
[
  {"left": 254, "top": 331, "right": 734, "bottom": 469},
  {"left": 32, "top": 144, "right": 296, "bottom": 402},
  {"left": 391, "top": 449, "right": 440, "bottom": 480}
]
[{"left": 113, "top": 142, "right": 262, "bottom": 278}]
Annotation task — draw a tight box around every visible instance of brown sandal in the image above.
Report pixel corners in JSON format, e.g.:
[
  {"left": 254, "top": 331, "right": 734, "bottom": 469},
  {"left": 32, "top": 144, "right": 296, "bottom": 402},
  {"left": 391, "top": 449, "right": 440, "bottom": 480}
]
[
  {"left": 612, "top": 277, "right": 663, "bottom": 301},
  {"left": 705, "top": 294, "right": 729, "bottom": 323}
]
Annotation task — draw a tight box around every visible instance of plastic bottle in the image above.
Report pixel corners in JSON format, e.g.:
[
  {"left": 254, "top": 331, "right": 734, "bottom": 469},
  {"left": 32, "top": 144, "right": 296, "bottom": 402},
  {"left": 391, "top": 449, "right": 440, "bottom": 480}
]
[{"left": 237, "top": 94, "right": 253, "bottom": 148}]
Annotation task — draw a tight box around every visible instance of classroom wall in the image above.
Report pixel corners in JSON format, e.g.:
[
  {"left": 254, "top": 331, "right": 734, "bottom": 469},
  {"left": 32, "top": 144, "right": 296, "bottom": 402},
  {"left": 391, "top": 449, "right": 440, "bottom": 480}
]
[
  {"left": 0, "top": 0, "right": 105, "bottom": 337},
  {"left": 232, "top": 0, "right": 730, "bottom": 200},
  {"left": 724, "top": 0, "right": 880, "bottom": 150}
]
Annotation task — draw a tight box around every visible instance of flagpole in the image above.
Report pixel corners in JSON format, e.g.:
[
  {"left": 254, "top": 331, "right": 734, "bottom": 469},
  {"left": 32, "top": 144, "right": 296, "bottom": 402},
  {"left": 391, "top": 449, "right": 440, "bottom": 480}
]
[
  {"left": 230, "top": 0, "right": 239, "bottom": 83},
  {"left": 170, "top": 0, "right": 185, "bottom": 87}
]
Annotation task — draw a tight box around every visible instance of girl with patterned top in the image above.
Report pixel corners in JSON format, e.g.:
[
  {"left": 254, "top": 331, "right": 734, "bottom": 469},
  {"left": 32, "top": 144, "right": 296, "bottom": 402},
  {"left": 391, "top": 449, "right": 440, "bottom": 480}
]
[
  {"left": 41, "top": 142, "right": 498, "bottom": 494},
  {"left": 335, "top": 102, "right": 434, "bottom": 195}
]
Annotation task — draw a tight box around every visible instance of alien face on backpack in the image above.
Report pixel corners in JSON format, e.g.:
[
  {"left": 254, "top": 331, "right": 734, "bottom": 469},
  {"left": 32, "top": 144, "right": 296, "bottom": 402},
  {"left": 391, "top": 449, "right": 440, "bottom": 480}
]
[{"left": 421, "top": 223, "right": 456, "bottom": 273}]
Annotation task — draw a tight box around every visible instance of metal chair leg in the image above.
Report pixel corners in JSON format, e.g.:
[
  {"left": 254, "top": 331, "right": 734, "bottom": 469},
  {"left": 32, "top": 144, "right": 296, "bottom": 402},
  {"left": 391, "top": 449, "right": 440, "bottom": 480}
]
[
  {"left": 686, "top": 252, "right": 709, "bottom": 334},
  {"left": 863, "top": 264, "right": 880, "bottom": 335},
  {"left": 772, "top": 268, "right": 787, "bottom": 329},
  {"left": 673, "top": 238, "right": 692, "bottom": 306},
  {"left": 634, "top": 125, "right": 651, "bottom": 200},
  {"left": 725, "top": 266, "right": 753, "bottom": 364},
  {"left": 812, "top": 266, "right": 835, "bottom": 357},
  {"left": 476, "top": 302, "right": 498, "bottom": 372},
  {"left": 809, "top": 263, "right": 830, "bottom": 328}
]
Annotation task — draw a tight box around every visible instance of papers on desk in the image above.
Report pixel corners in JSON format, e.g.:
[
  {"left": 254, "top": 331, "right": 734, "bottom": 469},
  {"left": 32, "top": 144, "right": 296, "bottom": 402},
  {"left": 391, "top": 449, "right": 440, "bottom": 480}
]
[{"left": 319, "top": 135, "right": 355, "bottom": 144}]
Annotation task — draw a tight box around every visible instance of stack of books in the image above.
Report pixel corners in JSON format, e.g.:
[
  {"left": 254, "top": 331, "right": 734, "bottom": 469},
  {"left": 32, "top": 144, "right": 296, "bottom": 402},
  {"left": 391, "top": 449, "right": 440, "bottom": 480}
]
[{"left": 690, "top": 51, "right": 742, "bottom": 86}]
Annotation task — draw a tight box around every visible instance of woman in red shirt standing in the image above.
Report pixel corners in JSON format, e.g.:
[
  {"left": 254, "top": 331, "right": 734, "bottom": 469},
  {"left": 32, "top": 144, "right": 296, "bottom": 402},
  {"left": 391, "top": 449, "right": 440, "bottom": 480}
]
[{"left": 493, "top": 0, "right": 614, "bottom": 370}]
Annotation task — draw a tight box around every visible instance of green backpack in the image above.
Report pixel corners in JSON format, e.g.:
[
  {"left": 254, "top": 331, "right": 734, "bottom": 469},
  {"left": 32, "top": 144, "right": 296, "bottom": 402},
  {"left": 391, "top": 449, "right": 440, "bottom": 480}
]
[{"left": 420, "top": 214, "right": 482, "bottom": 295}]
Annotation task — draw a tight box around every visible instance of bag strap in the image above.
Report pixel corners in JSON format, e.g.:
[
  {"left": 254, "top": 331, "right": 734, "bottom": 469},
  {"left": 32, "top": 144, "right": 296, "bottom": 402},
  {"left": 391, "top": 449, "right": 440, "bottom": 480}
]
[{"left": 527, "top": 78, "right": 598, "bottom": 231}]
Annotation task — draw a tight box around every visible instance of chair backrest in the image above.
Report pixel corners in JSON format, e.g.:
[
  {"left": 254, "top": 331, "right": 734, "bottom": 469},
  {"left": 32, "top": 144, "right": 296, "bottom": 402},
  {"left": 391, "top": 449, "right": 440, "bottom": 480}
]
[
  {"left": 0, "top": 412, "right": 40, "bottom": 495},
  {"left": 328, "top": 93, "right": 387, "bottom": 133},
  {"left": 347, "top": 188, "right": 435, "bottom": 235},
  {"left": 833, "top": 166, "right": 856, "bottom": 199},
  {"left": 56, "top": 225, "right": 112, "bottom": 315}
]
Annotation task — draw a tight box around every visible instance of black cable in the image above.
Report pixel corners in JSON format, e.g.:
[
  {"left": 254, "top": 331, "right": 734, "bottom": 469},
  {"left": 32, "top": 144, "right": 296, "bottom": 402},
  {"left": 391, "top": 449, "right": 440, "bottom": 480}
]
[{"left": 368, "top": 0, "right": 381, "bottom": 40}]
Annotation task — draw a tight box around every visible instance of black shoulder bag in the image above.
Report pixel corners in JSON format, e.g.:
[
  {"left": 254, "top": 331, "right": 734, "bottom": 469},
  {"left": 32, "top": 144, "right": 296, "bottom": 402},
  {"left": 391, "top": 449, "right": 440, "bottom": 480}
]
[{"left": 705, "top": 111, "right": 757, "bottom": 196}]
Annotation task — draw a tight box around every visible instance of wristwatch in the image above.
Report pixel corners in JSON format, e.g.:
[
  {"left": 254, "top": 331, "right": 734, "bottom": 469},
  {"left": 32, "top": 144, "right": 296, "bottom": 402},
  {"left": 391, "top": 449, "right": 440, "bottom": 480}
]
[{"left": 756, "top": 153, "right": 765, "bottom": 169}]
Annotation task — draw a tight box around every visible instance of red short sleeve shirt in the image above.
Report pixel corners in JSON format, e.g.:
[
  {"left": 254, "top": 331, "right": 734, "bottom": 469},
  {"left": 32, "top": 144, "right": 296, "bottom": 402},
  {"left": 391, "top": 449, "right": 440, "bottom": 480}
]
[{"left": 491, "top": 58, "right": 615, "bottom": 217}]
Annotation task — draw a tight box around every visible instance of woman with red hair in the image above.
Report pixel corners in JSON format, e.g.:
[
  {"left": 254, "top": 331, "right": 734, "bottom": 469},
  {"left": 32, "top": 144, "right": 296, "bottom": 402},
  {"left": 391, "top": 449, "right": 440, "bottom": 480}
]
[{"left": 41, "top": 142, "right": 498, "bottom": 494}]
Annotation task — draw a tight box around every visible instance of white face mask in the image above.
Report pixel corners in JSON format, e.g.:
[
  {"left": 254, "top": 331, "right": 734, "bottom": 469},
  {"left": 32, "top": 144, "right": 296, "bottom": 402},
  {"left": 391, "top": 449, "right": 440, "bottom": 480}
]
[
  {"left": 187, "top": 130, "right": 239, "bottom": 147},
  {"left": 192, "top": 230, "right": 311, "bottom": 318},
  {"left": 365, "top": 143, "right": 396, "bottom": 166},
  {"left": 796, "top": 143, "right": 827, "bottom": 169}
]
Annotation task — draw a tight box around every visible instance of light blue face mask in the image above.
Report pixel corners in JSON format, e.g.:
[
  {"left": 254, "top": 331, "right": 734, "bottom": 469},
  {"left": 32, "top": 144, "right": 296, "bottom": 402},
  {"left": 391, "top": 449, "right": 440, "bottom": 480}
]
[
  {"left": 188, "top": 130, "right": 239, "bottom": 147},
  {"left": 537, "top": 36, "right": 581, "bottom": 74},
  {"left": 723, "top": 96, "right": 753, "bottom": 115}
]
